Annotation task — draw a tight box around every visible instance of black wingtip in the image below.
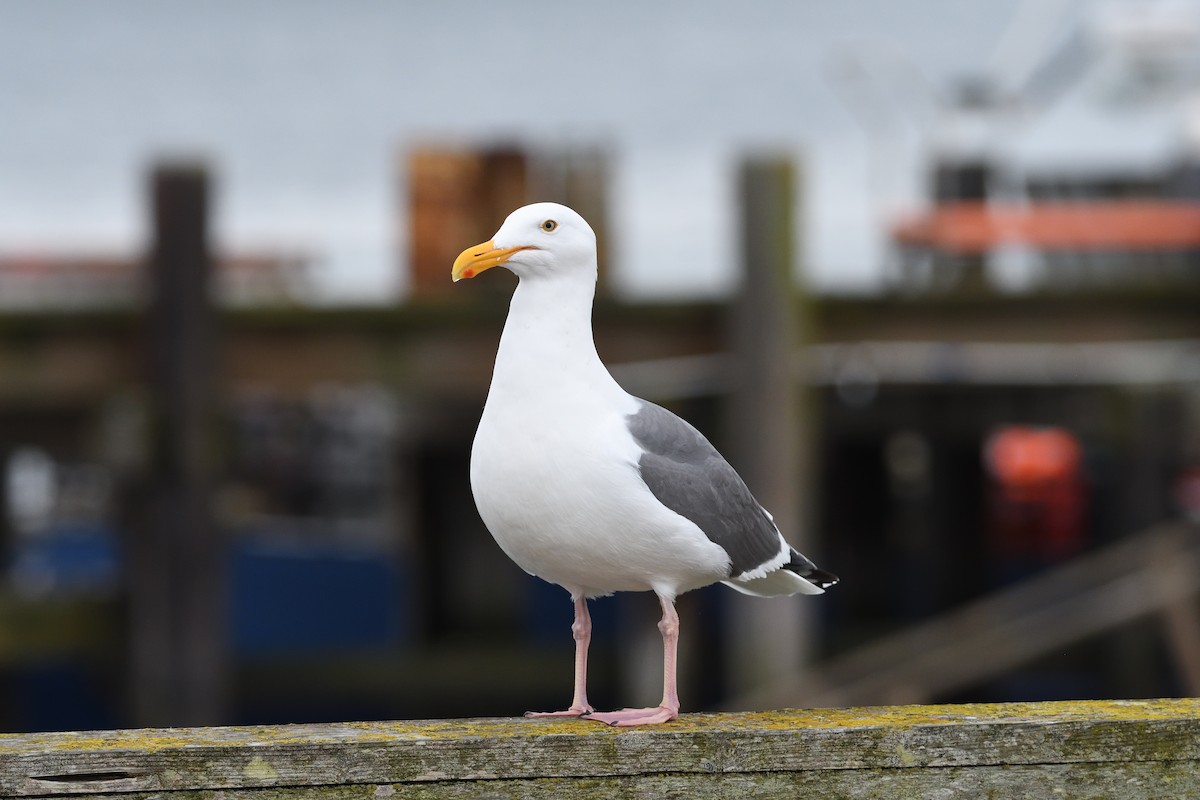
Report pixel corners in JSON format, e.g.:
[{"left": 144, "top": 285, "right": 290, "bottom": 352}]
[
  {"left": 804, "top": 568, "right": 839, "bottom": 590},
  {"left": 785, "top": 548, "right": 839, "bottom": 590}
]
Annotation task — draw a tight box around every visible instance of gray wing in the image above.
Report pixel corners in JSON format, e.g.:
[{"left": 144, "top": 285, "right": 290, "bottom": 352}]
[{"left": 626, "top": 400, "right": 785, "bottom": 577}]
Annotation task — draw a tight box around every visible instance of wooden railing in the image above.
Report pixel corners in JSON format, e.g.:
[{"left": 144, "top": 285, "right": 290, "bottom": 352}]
[{"left": 3, "top": 698, "right": 1198, "bottom": 798}]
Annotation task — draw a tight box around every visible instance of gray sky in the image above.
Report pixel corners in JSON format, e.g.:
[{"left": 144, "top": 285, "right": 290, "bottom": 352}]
[{"left": 0, "top": 0, "right": 1109, "bottom": 301}]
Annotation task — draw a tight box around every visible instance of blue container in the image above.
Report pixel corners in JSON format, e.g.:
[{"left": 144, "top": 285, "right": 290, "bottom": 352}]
[{"left": 230, "top": 530, "right": 409, "bottom": 656}]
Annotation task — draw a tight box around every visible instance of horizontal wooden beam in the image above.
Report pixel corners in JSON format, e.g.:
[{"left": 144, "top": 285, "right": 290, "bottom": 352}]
[{"left": 2, "top": 699, "right": 1198, "bottom": 798}]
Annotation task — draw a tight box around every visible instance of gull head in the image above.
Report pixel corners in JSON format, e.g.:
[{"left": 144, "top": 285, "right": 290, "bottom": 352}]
[{"left": 452, "top": 202, "right": 596, "bottom": 283}]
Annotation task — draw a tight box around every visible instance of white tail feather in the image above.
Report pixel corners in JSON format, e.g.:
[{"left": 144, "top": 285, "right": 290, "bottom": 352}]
[{"left": 723, "top": 568, "right": 826, "bottom": 598}]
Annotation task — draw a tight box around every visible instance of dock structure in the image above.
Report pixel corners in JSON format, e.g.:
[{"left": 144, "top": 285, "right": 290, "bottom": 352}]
[
  {"left": 3, "top": 699, "right": 1199, "bottom": 799},
  {"left": 2, "top": 155, "right": 1200, "bottom": 731}
]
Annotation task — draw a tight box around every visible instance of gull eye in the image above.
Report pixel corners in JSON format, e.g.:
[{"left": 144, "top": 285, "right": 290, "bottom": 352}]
[{"left": 541, "top": 219, "right": 558, "bottom": 233}]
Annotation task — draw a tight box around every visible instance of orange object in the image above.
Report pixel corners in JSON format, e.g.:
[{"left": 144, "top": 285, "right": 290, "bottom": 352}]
[
  {"left": 985, "top": 426, "right": 1086, "bottom": 563},
  {"left": 987, "top": 426, "right": 1081, "bottom": 489},
  {"left": 893, "top": 201, "right": 1200, "bottom": 253}
]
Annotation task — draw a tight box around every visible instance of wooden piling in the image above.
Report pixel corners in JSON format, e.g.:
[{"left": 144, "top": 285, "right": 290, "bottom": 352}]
[
  {"left": 724, "top": 156, "right": 815, "bottom": 693},
  {"left": 129, "top": 163, "right": 227, "bottom": 727}
]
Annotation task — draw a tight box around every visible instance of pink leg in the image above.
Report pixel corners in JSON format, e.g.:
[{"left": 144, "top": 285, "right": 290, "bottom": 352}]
[
  {"left": 525, "top": 595, "right": 594, "bottom": 718},
  {"left": 589, "top": 593, "right": 681, "bottom": 727}
]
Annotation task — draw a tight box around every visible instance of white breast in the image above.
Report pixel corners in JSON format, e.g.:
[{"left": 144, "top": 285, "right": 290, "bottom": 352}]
[{"left": 470, "top": 381, "right": 730, "bottom": 599}]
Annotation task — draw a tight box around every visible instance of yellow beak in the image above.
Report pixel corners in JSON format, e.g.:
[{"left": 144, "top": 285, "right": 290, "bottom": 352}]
[{"left": 451, "top": 240, "right": 533, "bottom": 282}]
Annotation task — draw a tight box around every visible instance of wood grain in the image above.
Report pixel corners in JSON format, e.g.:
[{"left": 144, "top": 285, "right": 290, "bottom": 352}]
[{"left": 2, "top": 699, "right": 1197, "bottom": 798}]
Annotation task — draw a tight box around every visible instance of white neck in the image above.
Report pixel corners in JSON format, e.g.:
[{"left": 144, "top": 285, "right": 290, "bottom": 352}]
[{"left": 486, "top": 272, "right": 624, "bottom": 405}]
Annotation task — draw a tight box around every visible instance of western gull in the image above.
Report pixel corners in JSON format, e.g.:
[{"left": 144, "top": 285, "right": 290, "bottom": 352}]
[{"left": 452, "top": 202, "right": 837, "bottom": 726}]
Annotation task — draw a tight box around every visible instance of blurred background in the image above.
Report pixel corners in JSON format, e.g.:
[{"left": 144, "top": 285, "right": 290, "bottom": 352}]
[{"left": 2, "top": 0, "right": 1199, "bottom": 732}]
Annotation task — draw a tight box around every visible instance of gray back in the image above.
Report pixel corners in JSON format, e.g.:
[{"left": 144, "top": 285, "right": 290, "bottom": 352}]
[{"left": 627, "top": 401, "right": 783, "bottom": 576}]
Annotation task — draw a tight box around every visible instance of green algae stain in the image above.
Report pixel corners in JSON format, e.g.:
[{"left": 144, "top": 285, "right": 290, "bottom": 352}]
[
  {"left": 243, "top": 754, "right": 280, "bottom": 783},
  {"left": 895, "top": 743, "right": 920, "bottom": 767}
]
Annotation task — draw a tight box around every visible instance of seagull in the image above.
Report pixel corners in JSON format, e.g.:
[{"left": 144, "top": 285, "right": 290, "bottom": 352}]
[{"left": 452, "top": 202, "right": 837, "bottom": 726}]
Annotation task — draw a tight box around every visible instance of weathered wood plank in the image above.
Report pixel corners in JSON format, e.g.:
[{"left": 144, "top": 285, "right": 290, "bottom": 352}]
[
  {"left": 2, "top": 699, "right": 1197, "bottom": 798},
  {"left": 45, "top": 761, "right": 1200, "bottom": 800}
]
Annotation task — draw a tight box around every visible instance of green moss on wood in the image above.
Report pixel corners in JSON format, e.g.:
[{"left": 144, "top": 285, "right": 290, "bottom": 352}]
[
  {"left": 2, "top": 699, "right": 1198, "bottom": 799},
  {"left": 4, "top": 698, "right": 1199, "bottom": 758}
]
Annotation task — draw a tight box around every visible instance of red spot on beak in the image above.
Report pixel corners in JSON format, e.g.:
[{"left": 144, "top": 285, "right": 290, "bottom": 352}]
[{"left": 463, "top": 268, "right": 475, "bottom": 278}]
